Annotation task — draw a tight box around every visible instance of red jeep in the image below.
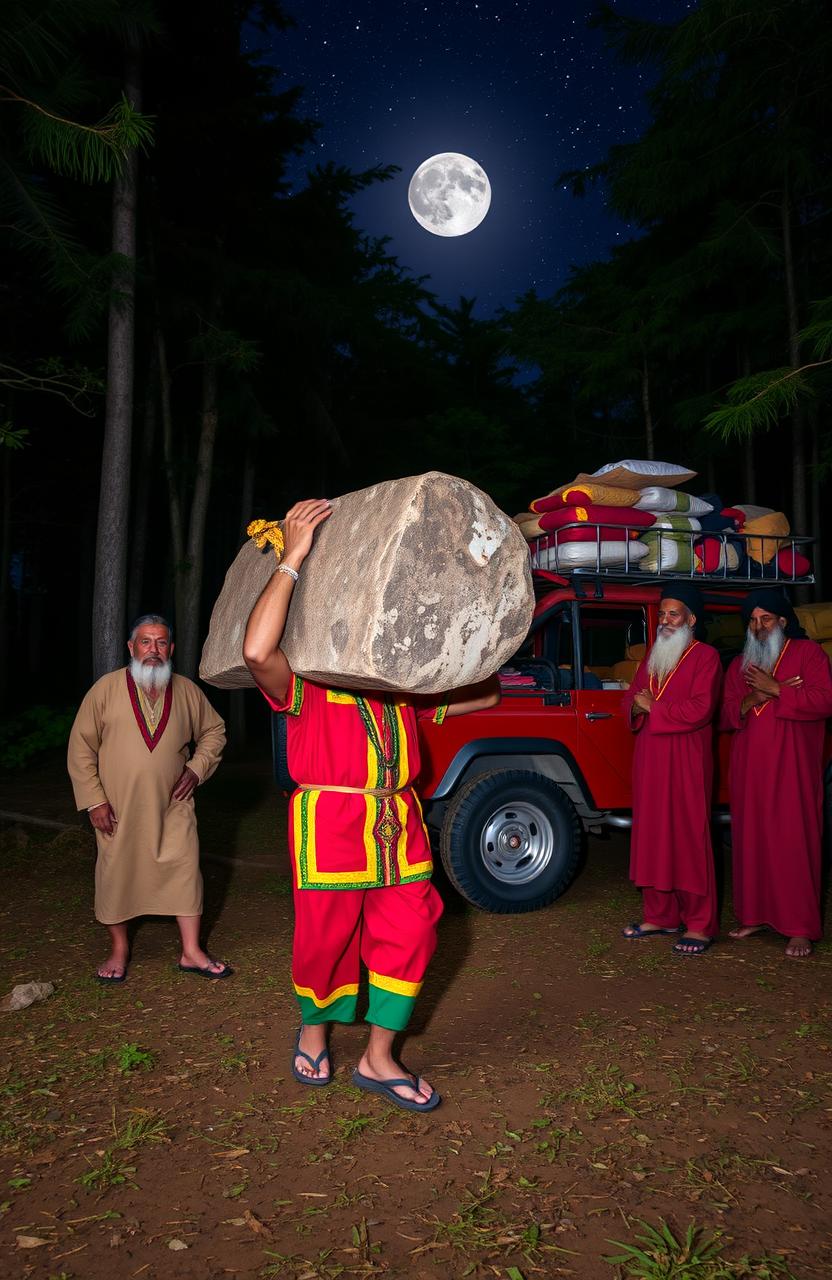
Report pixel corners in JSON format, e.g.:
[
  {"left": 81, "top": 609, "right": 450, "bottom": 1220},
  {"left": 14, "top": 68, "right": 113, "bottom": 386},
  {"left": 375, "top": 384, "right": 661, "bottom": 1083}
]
[{"left": 416, "top": 539, "right": 832, "bottom": 913}]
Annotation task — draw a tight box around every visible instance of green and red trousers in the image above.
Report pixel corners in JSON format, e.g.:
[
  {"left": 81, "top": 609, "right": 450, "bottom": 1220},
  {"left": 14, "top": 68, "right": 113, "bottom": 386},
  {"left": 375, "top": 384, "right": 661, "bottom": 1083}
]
[{"left": 291, "top": 879, "right": 443, "bottom": 1031}]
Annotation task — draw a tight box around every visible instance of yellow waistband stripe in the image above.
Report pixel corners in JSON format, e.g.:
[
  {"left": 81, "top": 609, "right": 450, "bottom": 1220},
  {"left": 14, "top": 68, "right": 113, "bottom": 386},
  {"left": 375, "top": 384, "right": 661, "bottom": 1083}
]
[{"left": 368, "top": 971, "right": 423, "bottom": 998}]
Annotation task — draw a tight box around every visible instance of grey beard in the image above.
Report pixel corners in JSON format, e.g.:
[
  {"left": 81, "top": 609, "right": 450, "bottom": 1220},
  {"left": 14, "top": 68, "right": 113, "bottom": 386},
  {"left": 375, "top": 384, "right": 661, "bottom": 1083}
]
[
  {"left": 647, "top": 622, "right": 694, "bottom": 682},
  {"left": 130, "top": 657, "right": 172, "bottom": 692},
  {"left": 742, "top": 626, "right": 785, "bottom": 673}
]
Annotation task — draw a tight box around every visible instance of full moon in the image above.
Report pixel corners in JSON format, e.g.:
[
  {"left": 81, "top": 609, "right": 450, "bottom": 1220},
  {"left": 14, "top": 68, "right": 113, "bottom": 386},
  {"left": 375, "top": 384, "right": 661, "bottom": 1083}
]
[{"left": 408, "top": 152, "right": 492, "bottom": 237}]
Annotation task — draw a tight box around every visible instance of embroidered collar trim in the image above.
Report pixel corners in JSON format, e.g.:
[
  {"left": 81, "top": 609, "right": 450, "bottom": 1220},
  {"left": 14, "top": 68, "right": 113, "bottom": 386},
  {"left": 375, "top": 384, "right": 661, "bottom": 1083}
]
[
  {"left": 752, "top": 638, "right": 791, "bottom": 717},
  {"left": 126, "top": 669, "right": 172, "bottom": 751},
  {"left": 649, "top": 640, "right": 699, "bottom": 701}
]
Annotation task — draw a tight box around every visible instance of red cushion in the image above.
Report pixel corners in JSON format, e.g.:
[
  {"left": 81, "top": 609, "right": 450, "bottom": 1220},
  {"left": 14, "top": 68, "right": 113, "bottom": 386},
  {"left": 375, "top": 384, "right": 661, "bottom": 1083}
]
[
  {"left": 537, "top": 504, "right": 655, "bottom": 534},
  {"left": 777, "top": 547, "right": 811, "bottom": 576},
  {"left": 695, "top": 537, "right": 724, "bottom": 573},
  {"left": 539, "top": 525, "right": 628, "bottom": 543},
  {"left": 721, "top": 507, "right": 744, "bottom": 529}
]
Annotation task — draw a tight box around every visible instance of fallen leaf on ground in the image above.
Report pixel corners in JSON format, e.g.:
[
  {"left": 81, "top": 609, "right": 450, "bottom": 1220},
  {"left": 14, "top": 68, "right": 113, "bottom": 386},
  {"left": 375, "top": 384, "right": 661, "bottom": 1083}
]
[{"left": 243, "top": 1209, "right": 272, "bottom": 1239}]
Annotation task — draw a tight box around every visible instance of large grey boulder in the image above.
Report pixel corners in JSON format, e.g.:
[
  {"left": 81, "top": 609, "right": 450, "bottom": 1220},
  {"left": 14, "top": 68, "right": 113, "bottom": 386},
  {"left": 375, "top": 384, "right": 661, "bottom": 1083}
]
[{"left": 199, "top": 471, "right": 534, "bottom": 695}]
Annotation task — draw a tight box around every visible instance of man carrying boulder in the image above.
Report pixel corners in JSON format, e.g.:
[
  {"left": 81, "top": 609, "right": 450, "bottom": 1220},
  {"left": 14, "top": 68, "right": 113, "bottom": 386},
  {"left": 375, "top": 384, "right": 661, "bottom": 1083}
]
[{"left": 243, "top": 498, "right": 499, "bottom": 1112}]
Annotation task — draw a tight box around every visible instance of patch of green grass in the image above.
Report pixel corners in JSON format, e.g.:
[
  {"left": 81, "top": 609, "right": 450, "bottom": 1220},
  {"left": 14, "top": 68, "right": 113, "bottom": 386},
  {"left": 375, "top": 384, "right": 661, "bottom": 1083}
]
[
  {"left": 586, "top": 930, "right": 612, "bottom": 959},
  {"left": 224, "top": 1178, "right": 249, "bottom": 1200},
  {"left": 426, "top": 1170, "right": 501, "bottom": 1252},
  {"left": 566, "top": 1064, "right": 641, "bottom": 1120},
  {"left": 112, "top": 1109, "right": 170, "bottom": 1149},
  {"left": 77, "top": 1150, "right": 136, "bottom": 1192},
  {"left": 261, "top": 1249, "right": 343, "bottom": 1278},
  {"left": 332, "top": 1113, "right": 386, "bottom": 1141},
  {"left": 115, "top": 1043, "right": 155, "bottom": 1074},
  {"left": 529, "top": 1120, "right": 582, "bottom": 1165},
  {"left": 604, "top": 1218, "right": 798, "bottom": 1278},
  {"left": 793, "top": 1022, "right": 823, "bottom": 1039},
  {"left": 220, "top": 1053, "right": 249, "bottom": 1073}
]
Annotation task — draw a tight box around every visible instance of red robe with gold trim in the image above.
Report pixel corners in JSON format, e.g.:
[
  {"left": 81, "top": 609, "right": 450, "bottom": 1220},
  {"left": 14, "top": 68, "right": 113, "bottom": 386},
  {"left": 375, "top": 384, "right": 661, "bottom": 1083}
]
[
  {"left": 721, "top": 638, "right": 832, "bottom": 939},
  {"left": 623, "top": 641, "right": 722, "bottom": 894}
]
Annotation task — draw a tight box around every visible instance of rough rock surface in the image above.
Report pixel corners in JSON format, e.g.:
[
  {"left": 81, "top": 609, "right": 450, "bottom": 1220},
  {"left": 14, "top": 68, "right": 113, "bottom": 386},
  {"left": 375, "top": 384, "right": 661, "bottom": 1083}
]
[
  {"left": 1, "top": 982, "right": 55, "bottom": 1013},
  {"left": 200, "top": 471, "right": 534, "bottom": 695}
]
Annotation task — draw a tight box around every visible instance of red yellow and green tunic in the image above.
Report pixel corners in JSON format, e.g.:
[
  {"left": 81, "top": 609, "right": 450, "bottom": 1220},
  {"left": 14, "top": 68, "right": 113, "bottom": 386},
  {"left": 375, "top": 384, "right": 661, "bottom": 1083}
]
[
  {"left": 259, "top": 674, "right": 448, "bottom": 1027},
  {"left": 261, "top": 674, "right": 447, "bottom": 891}
]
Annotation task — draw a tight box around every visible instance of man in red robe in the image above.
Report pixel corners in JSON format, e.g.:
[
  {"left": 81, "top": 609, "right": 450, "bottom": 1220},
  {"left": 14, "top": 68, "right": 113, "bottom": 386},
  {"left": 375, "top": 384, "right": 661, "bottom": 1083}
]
[
  {"left": 621, "top": 583, "right": 722, "bottom": 955},
  {"left": 243, "top": 499, "right": 499, "bottom": 1112},
  {"left": 722, "top": 588, "right": 832, "bottom": 959}
]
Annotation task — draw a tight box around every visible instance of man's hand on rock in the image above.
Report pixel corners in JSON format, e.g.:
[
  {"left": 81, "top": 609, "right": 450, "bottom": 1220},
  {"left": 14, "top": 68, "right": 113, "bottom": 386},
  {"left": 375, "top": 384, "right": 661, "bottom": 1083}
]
[
  {"left": 89, "top": 802, "right": 117, "bottom": 836},
  {"left": 171, "top": 767, "right": 199, "bottom": 802},
  {"left": 281, "top": 499, "right": 332, "bottom": 568}
]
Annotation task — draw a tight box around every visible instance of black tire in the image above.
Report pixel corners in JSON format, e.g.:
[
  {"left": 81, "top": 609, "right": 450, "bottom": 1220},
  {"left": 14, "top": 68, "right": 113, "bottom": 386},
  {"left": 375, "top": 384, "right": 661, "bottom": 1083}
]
[{"left": 439, "top": 769, "right": 582, "bottom": 913}]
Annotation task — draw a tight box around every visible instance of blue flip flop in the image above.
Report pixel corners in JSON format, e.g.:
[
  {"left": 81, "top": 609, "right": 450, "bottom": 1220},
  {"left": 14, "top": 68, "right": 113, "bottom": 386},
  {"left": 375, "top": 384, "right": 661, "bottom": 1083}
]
[
  {"left": 292, "top": 1027, "right": 332, "bottom": 1087},
  {"left": 96, "top": 968, "right": 127, "bottom": 984},
  {"left": 672, "top": 936, "right": 714, "bottom": 956},
  {"left": 177, "top": 960, "right": 234, "bottom": 979},
  {"left": 621, "top": 922, "right": 682, "bottom": 941},
  {"left": 351, "top": 1067, "right": 441, "bottom": 1112}
]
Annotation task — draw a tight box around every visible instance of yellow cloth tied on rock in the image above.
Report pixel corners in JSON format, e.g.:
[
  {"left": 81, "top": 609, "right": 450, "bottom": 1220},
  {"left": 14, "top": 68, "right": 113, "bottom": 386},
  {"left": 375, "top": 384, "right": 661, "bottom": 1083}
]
[{"left": 247, "top": 518, "right": 285, "bottom": 561}]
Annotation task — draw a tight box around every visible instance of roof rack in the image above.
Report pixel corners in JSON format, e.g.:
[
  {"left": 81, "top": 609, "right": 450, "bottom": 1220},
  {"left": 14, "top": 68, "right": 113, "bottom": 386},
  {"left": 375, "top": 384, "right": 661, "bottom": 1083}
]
[{"left": 528, "top": 525, "right": 815, "bottom": 587}]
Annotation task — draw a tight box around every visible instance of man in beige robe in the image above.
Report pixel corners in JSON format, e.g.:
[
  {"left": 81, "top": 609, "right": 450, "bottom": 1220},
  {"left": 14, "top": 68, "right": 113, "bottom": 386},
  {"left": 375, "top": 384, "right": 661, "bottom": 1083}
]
[{"left": 67, "top": 614, "right": 229, "bottom": 983}]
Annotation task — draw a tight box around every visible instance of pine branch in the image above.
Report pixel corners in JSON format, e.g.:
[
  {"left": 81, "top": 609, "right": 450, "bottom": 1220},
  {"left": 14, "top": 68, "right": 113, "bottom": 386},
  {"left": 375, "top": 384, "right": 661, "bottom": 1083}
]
[
  {"left": 0, "top": 359, "right": 104, "bottom": 415},
  {"left": 703, "top": 363, "right": 831, "bottom": 439},
  {"left": 3, "top": 87, "right": 154, "bottom": 183}
]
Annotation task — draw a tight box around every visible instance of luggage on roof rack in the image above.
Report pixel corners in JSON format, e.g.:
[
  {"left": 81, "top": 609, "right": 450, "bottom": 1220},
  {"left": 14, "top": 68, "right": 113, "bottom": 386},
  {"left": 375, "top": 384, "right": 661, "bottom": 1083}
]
[{"left": 528, "top": 524, "right": 815, "bottom": 586}]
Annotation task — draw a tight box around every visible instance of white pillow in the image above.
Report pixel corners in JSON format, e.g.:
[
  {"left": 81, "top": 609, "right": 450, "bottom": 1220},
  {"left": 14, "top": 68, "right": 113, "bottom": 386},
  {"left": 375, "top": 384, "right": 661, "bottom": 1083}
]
[
  {"left": 536, "top": 540, "right": 649, "bottom": 572},
  {"left": 634, "top": 487, "right": 713, "bottom": 516},
  {"left": 650, "top": 514, "right": 702, "bottom": 531},
  {"left": 593, "top": 459, "right": 696, "bottom": 489}
]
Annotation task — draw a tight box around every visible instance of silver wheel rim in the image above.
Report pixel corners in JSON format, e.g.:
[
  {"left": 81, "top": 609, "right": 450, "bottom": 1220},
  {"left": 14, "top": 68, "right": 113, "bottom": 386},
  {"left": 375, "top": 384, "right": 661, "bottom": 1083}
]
[{"left": 479, "top": 799, "right": 555, "bottom": 885}]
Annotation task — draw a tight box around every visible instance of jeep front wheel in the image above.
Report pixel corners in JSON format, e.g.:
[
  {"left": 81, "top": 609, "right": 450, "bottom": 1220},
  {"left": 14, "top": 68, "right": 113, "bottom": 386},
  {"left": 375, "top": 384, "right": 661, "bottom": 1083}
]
[{"left": 439, "top": 769, "right": 582, "bottom": 913}]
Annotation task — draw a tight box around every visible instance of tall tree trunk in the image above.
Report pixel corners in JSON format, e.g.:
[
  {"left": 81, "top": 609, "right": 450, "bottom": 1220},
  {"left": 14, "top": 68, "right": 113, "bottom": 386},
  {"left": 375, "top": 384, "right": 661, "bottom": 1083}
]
[
  {"left": 640, "top": 359, "right": 654, "bottom": 460},
  {"left": 738, "top": 345, "right": 756, "bottom": 502},
  {"left": 809, "top": 403, "right": 823, "bottom": 599},
  {"left": 127, "top": 345, "right": 159, "bottom": 623},
  {"left": 0, "top": 443, "right": 11, "bottom": 711},
  {"left": 157, "top": 324, "right": 186, "bottom": 630},
  {"left": 91, "top": 46, "right": 141, "bottom": 678},
  {"left": 781, "top": 185, "right": 807, "bottom": 535},
  {"left": 228, "top": 444, "right": 256, "bottom": 750},
  {"left": 177, "top": 353, "right": 220, "bottom": 678}
]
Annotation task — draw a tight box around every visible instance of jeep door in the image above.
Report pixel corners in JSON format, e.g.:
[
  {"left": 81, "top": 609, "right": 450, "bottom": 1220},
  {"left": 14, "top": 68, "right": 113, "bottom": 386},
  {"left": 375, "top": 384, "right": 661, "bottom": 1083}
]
[{"left": 572, "top": 602, "right": 649, "bottom": 809}]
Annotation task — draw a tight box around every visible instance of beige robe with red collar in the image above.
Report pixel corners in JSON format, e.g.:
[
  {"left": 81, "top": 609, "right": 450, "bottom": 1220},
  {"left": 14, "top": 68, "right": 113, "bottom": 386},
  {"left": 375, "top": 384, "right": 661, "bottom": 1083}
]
[{"left": 67, "top": 670, "right": 225, "bottom": 923}]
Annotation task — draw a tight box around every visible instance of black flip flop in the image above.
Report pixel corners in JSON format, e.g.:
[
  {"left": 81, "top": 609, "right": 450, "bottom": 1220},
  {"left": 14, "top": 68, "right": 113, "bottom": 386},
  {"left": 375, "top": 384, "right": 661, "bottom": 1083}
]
[
  {"left": 292, "top": 1027, "right": 332, "bottom": 1087},
  {"left": 351, "top": 1067, "right": 440, "bottom": 1112},
  {"left": 177, "top": 960, "right": 234, "bottom": 979},
  {"left": 96, "top": 968, "right": 127, "bottom": 984}
]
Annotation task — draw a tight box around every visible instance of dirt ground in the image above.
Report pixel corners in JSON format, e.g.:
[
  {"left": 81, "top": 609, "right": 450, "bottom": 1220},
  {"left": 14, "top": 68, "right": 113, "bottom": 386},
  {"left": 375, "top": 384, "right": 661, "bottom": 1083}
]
[{"left": 1, "top": 752, "right": 831, "bottom": 1280}]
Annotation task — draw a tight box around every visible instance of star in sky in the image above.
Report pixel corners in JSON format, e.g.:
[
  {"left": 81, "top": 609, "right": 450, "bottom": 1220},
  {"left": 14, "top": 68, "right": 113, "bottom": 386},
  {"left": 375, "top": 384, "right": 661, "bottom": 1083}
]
[{"left": 246, "top": 0, "right": 695, "bottom": 313}]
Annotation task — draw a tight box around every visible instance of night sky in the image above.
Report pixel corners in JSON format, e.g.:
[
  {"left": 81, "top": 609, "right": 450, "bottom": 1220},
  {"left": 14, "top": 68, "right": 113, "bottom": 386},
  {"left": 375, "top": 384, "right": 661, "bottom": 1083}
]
[{"left": 247, "top": 0, "right": 695, "bottom": 314}]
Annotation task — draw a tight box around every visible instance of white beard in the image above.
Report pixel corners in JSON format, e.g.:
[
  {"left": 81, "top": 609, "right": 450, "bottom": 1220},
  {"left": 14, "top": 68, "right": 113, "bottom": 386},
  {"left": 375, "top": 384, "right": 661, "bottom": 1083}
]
[
  {"left": 742, "top": 626, "right": 785, "bottom": 673},
  {"left": 130, "top": 657, "right": 172, "bottom": 693},
  {"left": 647, "top": 622, "right": 694, "bottom": 683}
]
